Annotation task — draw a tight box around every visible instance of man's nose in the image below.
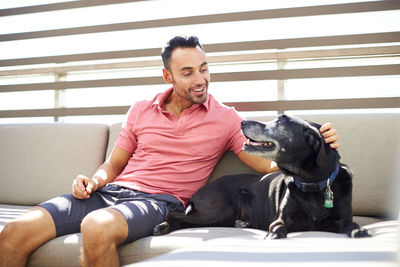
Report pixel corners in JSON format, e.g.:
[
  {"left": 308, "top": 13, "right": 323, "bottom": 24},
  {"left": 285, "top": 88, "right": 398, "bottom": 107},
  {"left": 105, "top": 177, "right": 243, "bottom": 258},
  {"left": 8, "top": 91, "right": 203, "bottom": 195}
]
[{"left": 194, "top": 71, "right": 207, "bottom": 84}]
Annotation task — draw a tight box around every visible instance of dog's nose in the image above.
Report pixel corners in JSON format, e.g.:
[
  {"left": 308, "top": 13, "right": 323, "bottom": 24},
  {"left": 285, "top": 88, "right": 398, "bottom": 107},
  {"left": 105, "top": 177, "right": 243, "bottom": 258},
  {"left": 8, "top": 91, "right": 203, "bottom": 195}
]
[{"left": 241, "top": 121, "right": 249, "bottom": 128}]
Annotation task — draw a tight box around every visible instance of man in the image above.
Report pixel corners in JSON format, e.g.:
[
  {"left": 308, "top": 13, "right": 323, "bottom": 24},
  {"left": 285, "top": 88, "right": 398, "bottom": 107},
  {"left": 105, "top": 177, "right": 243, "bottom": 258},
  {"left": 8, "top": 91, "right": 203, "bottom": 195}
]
[{"left": 0, "top": 36, "right": 339, "bottom": 267}]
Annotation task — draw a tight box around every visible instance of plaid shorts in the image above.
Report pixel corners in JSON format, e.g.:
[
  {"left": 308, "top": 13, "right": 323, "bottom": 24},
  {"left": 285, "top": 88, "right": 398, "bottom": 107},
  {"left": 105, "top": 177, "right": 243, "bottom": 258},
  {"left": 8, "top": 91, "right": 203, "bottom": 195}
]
[{"left": 39, "top": 184, "right": 184, "bottom": 243}]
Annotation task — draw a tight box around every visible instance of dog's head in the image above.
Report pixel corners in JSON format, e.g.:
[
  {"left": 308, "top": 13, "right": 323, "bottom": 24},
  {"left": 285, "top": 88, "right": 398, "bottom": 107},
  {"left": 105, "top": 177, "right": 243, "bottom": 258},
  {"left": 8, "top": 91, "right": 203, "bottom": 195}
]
[{"left": 241, "top": 115, "right": 340, "bottom": 181}]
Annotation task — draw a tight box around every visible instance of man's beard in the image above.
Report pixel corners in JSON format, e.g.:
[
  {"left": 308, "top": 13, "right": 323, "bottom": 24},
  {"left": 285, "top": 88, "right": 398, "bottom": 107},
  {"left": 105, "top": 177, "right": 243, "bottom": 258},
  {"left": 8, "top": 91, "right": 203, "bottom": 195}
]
[{"left": 188, "top": 81, "right": 208, "bottom": 104}]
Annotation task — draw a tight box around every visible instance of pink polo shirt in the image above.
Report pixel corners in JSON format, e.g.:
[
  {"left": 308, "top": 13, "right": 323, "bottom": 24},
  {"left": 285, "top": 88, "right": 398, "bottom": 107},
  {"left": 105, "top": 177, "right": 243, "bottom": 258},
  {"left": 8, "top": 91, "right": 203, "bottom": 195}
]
[{"left": 112, "top": 88, "right": 246, "bottom": 205}]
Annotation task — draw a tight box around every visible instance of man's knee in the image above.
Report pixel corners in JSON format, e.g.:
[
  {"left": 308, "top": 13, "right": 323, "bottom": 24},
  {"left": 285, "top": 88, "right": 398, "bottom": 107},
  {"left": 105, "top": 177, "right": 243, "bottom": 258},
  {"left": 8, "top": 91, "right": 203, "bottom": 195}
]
[
  {"left": 81, "top": 208, "right": 128, "bottom": 247},
  {"left": 0, "top": 207, "right": 55, "bottom": 257},
  {"left": 1, "top": 220, "right": 21, "bottom": 246}
]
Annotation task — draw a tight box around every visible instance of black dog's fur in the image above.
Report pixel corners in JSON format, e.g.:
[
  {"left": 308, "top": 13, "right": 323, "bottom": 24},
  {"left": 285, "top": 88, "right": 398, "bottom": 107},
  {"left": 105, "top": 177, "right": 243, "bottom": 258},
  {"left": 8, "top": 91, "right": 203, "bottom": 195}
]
[{"left": 153, "top": 115, "right": 370, "bottom": 238}]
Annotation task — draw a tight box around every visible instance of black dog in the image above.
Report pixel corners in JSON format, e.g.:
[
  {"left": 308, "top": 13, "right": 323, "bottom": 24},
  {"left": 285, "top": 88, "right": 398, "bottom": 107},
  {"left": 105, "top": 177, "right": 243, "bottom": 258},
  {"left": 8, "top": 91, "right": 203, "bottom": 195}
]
[{"left": 154, "top": 115, "right": 370, "bottom": 239}]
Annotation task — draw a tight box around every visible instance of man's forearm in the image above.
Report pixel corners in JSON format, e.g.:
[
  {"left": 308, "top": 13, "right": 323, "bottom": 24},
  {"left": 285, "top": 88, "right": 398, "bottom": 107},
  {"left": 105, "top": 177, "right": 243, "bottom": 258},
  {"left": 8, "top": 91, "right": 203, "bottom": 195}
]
[
  {"left": 90, "top": 146, "right": 131, "bottom": 190},
  {"left": 268, "top": 161, "right": 279, "bottom": 173},
  {"left": 91, "top": 162, "right": 119, "bottom": 189},
  {"left": 237, "top": 150, "right": 279, "bottom": 174}
]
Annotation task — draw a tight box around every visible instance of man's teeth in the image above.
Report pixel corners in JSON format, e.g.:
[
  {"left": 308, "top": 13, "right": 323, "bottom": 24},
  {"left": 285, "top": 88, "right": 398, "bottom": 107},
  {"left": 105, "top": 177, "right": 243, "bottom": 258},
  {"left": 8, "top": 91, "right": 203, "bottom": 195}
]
[{"left": 194, "top": 88, "right": 203, "bottom": 92}]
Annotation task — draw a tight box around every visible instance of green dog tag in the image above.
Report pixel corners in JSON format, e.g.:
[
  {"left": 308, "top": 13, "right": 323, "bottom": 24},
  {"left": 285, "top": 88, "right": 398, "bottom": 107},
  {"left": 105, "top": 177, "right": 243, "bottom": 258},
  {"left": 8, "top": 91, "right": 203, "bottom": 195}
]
[
  {"left": 324, "top": 186, "right": 334, "bottom": 208},
  {"left": 324, "top": 198, "right": 333, "bottom": 208}
]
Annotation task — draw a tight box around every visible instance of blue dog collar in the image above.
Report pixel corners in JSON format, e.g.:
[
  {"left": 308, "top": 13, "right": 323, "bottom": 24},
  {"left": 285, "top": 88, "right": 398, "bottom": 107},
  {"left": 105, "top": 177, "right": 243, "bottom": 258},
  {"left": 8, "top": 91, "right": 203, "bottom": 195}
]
[{"left": 294, "top": 164, "right": 340, "bottom": 193}]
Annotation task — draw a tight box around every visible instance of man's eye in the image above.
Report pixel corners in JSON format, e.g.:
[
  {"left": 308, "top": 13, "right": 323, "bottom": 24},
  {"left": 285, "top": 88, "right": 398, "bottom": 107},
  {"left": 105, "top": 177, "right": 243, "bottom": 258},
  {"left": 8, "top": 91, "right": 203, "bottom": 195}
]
[
  {"left": 183, "top": 72, "right": 191, "bottom": 77},
  {"left": 201, "top": 68, "right": 208, "bottom": 73}
]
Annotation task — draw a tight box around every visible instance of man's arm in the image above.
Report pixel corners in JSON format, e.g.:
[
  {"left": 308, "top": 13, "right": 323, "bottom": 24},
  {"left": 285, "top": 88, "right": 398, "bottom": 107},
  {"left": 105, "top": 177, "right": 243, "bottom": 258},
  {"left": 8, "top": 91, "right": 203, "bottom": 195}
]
[
  {"left": 72, "top": 146, "right": 132, "bottom": 199},
  {"left": 237, "top": 122, "right": 339, "bottom": 174},
  {"left": 237, "top": 150, "right": 279, "bottom": 174}
]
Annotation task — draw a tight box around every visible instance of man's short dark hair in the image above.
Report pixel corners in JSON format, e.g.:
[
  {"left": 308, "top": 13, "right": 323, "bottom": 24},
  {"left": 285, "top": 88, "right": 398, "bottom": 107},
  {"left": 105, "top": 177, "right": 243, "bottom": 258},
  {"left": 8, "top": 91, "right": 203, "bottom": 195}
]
[{"left": 161, "top": 36, "right": 205, "bottom": 69}]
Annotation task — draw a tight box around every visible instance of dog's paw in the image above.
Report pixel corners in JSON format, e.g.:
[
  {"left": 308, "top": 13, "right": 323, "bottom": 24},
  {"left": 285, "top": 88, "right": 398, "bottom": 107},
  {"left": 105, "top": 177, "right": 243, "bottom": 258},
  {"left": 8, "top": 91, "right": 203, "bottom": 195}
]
[
  {"left": 264, "top": 231, "right": 287, "bottom": 240},
  {"left": 153, "top": 222, "right": 170, "bottom": 236},
  {"left": 349, "top": 228, "right": 371, "bottom": 238},
  {"left": 267, "top": 220, "right": 287, "bottom": 239},
  {"left": 270, "top": 229, "right": 287, "bottom": 239},
  {"left": 234, "top": 219, "right": 250, "bottom": 228},
  {"left": 264, "top": 226, "right": 287, "bottom": 239}
]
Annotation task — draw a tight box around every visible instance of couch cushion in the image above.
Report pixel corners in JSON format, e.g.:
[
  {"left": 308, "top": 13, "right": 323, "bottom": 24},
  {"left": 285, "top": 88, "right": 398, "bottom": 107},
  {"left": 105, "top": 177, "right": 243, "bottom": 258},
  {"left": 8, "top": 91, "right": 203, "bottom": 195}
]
[
  {"left": 125, "top": 221, "right": 398, "bottom": 267},
  {"left": 209, "top": 150, "right": 260, "bottom": 183},
  {"left": 26, "top": 227, "right": 267, "bottom": 266},
  {"left": 27, "top": 233, "right": 82, "bottom": 267},
  {"left": 25, "top": 219, "right": 398, "bottom": 267},
  {"left": 106, "top": 122, "right": 122, "bottom": 158},
  {"left": 0, "top": 123, "right": 109, "bottom": 205}
]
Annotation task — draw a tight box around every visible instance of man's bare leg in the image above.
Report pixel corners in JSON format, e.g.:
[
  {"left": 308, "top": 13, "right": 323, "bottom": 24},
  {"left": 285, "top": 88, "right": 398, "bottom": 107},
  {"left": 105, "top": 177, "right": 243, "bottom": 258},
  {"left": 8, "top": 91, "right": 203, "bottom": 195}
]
[
  {"left": 0, "top": 207, "right": 56, "bottom": 267},
  {"left": 81, "top": 208, "right": 129, "bottom": 267}
]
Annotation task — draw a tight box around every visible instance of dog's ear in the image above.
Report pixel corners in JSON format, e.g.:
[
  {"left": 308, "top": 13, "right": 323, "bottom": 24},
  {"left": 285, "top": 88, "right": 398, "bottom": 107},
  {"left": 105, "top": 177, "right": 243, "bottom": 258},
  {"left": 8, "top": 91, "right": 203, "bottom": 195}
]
[
  {"left": 304, "top": 127, "right": 327, "bottom": 167},
  {"left": 307, "top": 121, "right": 322, "bottom": 130},
  {"left": 304, "top": 128, "right": 320, "bottom": 151},
  {"left": 315, "top": 141, "right": 327, "bottom": 167}
]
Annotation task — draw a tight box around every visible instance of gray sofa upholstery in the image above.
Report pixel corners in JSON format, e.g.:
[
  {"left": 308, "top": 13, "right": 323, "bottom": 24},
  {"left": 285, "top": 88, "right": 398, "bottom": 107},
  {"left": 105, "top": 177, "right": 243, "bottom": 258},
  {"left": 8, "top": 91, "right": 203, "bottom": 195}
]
[{"left": 0, "top": 113, "right": 399, "bottom": 266}]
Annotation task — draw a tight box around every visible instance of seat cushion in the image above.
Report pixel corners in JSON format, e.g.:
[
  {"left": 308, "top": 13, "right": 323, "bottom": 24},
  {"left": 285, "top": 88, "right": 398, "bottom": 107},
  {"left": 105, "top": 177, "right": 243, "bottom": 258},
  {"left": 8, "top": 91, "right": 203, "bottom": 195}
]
[
  {"left": 124, "top": 221, "right": 398, "bottom": 267},
  {"left": 26, "top": 220, "right": 398, "bottom": 267}
]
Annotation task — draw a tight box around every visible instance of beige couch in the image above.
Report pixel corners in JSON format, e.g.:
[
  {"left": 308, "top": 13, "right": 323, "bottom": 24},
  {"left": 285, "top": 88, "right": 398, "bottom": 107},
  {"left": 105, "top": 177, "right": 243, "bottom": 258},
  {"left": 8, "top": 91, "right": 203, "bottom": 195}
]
[{"left": 0, "top": 113, "right": 399, "bottom": 266}]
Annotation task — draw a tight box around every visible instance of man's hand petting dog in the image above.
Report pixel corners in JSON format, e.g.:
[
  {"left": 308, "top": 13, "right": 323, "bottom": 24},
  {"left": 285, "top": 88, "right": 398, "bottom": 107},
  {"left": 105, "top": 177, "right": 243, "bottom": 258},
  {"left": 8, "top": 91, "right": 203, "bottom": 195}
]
[
  {"left": 320, "top": 122, "right": 340, "bottom": 149},
  {"left": 153, "top": 115, "right": 370, "bottom": 239}
]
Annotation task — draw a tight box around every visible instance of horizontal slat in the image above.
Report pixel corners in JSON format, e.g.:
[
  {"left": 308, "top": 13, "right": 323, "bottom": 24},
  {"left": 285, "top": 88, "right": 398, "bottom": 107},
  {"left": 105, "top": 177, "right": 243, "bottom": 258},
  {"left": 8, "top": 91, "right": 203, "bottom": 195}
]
[
  {"left": 212, "top": 65, "right": 400, "bottom": 82},
  {"left": 0, "top": 106, "right": 130, "bottom": 118},
  {"left": 1, "top": 98, "right": 398, "bottom": 118},
  {"left": 226, "top": 97, "right": 400, "bottom": 112},
  {"left": 1, "top": 1, "right": 399, "bottom": 42},
  {"left": 0, "top": 76, "right": 164, "bottom": 92},
  {"left": 2, "top": 45, "right": 400, "bottom": 76},
  {"left": 1, "top": 64, "right": 399, "bottom": 93},
  {"left": 205, "top": 32, "right": 400, "bottom": 53},
  {"left": 0, "top": 48, "right": 160, "bottom": 67},
  {"left": 0, "top": 0, "right": 141, "bottom": 16},
  {"left": 2, "top": 32, "right": 400, "bottom": 67}
]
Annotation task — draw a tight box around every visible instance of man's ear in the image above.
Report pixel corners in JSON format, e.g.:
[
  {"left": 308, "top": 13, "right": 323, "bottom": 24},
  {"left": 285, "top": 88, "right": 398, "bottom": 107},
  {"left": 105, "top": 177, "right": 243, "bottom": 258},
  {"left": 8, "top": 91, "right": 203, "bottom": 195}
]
[{"left": 163, "top": 68, "right": 173, "bottom": 84}]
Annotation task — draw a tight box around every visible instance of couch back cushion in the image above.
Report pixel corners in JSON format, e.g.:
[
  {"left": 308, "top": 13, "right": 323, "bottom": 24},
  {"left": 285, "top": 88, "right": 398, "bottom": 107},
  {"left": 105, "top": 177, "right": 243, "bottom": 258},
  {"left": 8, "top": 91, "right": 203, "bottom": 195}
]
[
  {"left": 211, "top": 113, "right": 400, "bottom": 219},
  {"left": 0, "top": 123, "right": 109, "bottom": 205},
  {"left": 106, "top": 123, "right": 122, "bottom": 159}
]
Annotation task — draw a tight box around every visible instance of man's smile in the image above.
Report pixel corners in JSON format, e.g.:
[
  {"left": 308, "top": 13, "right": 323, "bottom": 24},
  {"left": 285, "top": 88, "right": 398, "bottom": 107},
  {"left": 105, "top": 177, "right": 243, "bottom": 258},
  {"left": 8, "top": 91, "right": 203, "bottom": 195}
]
[{"left": 191, "top": 86, "right": 206, "bottom": 97}]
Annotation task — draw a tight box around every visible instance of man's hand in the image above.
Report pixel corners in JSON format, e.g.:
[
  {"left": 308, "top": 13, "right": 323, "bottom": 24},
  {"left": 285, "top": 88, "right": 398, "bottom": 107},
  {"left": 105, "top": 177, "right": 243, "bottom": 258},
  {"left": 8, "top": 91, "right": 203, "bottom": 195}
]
[
  {"left": 319, "top": 122, "right": 340, "bottom": 149},
  {"left": 72, "top": 175, "right": 99, "bottom": 199}
]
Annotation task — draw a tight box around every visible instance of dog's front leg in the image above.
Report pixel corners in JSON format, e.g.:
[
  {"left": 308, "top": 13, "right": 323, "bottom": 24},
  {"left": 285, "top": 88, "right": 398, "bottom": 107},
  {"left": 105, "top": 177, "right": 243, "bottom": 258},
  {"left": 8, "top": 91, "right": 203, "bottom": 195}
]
[
  {"left": 327, "top": 218, "right": 370, "bottom": 238},
  {"left": 346, "top": 221, "right": 371, "bottom": 238},
  {"left": 267, "top": 217, "right": 287, "bottom": 239},
  {"left": 266, "top": 189, "right": 291, "bottom": 239}
]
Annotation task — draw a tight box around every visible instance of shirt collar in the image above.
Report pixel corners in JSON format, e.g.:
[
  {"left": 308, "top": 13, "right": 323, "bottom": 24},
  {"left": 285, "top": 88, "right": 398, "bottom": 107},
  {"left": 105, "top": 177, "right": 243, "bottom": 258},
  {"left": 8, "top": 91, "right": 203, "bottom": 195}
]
[{"left": 152, "top": 87, "right": 210, "bottom": 111}]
